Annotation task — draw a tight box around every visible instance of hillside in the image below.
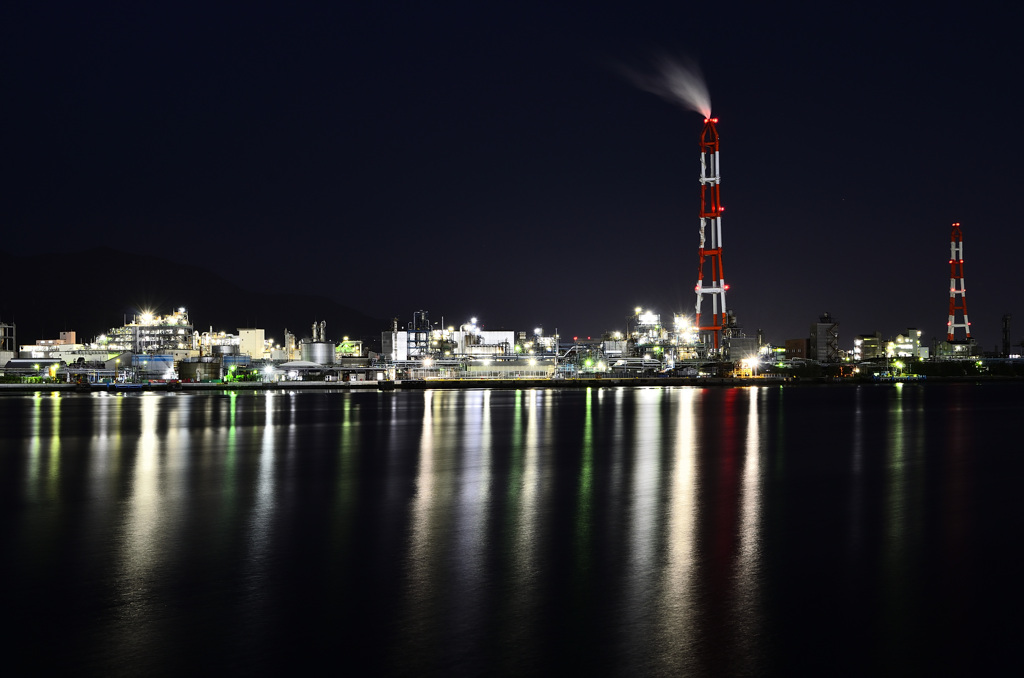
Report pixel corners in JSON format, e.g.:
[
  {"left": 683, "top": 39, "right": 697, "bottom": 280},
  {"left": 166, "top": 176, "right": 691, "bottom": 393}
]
[{"left": 0, "top": 248, "right": 386, "bottom": 350}]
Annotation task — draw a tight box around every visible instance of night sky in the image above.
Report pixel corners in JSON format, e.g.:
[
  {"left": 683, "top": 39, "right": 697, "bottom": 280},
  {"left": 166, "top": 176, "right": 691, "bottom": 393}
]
[{"left": 4, "top": 3, "right": 1022, "bottom": 348}]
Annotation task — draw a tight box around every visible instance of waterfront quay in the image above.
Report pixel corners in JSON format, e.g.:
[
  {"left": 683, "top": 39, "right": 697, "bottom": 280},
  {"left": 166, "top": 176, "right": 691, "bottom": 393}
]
[{"left": 0, "top": 376, "right": 796, "bottom": 394}]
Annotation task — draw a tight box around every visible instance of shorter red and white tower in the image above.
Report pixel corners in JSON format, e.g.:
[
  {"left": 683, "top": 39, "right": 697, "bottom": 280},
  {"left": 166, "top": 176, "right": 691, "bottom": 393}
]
[
  {"left": 946, "top": 222, "right": 971, "bottom": 342},
  {"left": 694, "top": 117, "right": 728, "bottom": 351}
]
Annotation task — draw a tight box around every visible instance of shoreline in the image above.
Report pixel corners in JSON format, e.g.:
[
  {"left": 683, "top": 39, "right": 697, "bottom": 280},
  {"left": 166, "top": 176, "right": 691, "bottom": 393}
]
[{"left": 1, "top": 374, "right": 1021, "bottom": 394}]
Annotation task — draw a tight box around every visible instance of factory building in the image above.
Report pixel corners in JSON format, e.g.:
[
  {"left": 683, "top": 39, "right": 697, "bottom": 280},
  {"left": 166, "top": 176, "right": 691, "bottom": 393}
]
[
  {"left": 238, "top": 328, "right": 265, "bottom": 359},
  {"left": 853, "top": 332, "right": 883, "bottom": 361},
  {"left": 724, "top": 336, "right": 758, "bottom": 362},
  {"left": 887, "top": 329, "right": 928, "bottom": 360},
  {"left": 381, "top": 312, "right": 515, "bottom": 362},
  {"left": 102, "top": 308, "right": 196, "bottom": 356},
  {"left": 0, "top": 318, "right": 15, "bottom": 366},
  {"left": 809, "top": 313, "right": 839, "bottom": 363},
  {"left": 785, "top": 338, "right": 809, "bottom": 360}
]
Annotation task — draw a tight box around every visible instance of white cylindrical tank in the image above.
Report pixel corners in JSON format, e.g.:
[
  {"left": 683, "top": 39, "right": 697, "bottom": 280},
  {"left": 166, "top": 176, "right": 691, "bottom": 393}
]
[{"left": 301, "top": 342, "right": 335, "bottom": 365}]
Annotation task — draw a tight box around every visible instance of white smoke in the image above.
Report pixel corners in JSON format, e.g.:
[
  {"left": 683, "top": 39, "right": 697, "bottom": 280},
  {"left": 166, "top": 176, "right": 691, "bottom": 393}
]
[{"left": 623, "top": 56, "right": 712, "bottom": 119}]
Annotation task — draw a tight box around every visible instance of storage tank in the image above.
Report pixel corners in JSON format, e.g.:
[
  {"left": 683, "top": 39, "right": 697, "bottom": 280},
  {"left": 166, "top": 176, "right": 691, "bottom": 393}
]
[
  {"left": 222, "top": 355, "right": 251, "bottom": 370},
  {"left": 301, "top": 341, "right": 335, "bottom": 365},
  {"left": 213, "top": 344, "right": 239, "bottom": 356},
  {"left": 179, "top": 360, "right": 221, "bottom": 382}
]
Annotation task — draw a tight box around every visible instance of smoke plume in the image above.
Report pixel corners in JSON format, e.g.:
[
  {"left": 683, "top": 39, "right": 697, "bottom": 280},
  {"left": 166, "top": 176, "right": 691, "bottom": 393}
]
[{"left": 624, "top": 56, "right": 711, "bottom": 119}]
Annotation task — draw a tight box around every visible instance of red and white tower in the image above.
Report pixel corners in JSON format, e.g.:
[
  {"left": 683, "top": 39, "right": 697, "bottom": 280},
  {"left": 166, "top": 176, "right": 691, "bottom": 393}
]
[
  {"left": 946, "top": 221, "right": 971, "bottom": 342},
  {"left": 694, "top": 117, "right": 728, "bottom": 351}
]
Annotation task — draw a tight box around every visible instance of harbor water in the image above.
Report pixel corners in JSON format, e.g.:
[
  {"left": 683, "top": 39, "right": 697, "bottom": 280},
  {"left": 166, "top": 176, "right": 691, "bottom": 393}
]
[{"left": 1, "top": 383, "right": 1020, "bottom": 675}]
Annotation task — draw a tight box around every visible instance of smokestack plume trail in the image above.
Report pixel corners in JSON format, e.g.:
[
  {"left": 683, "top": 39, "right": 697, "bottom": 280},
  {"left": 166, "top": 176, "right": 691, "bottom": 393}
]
[{"left": 623, "top": 56, "right": 712, "bottom": 119}]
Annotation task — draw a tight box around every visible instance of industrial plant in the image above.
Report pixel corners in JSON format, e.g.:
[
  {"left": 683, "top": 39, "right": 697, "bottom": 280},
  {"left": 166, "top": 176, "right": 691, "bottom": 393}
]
[{"left": 1, "top": 120, "right": 1019, "bottom": 386}]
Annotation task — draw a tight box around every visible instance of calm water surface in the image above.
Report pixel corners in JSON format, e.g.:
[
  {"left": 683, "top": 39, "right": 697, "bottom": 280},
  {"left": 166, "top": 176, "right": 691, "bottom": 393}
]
[{"left": 1, "top": 384, "right": 1020, "bottom": 676}]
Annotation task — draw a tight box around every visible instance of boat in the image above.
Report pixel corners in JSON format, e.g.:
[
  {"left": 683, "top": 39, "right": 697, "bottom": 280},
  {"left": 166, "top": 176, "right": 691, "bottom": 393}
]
[{"left": 108, "top": 382, "right": 144, "bottom": 391}]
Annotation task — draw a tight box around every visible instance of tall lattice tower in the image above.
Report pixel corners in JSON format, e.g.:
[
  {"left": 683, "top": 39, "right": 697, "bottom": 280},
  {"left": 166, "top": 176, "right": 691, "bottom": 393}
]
[
  {"left": 694, "top": 117, "right": 728, "bottom": 351},
  {"left": 946, "top": 222, "right": 971, "bottom": 342}
]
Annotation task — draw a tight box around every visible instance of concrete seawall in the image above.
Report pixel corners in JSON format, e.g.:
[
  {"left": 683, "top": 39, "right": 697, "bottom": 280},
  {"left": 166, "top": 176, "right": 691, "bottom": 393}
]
[
  {"left": 3, "top": 375, "right": 1016, "bottom": 395},
  {"left": 1, "top": 376, "right": 780, "bottom": 394}
]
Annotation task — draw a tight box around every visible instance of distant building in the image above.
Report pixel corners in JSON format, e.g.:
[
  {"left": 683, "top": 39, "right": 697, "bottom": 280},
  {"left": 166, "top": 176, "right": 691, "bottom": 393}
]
[
  {"left": 381, "top": 312, "right": 514, "bottom": 361},
  {"left": 785, "top": 338, "right": 809, "bottom": 360},
  {"left": 238, "top": 328, "right": 265, "bottom": 359},
  {"left": 1, "top": 318, "right": 17, "bottom": 367},
  {"left": 935, "top": 337, "right": 978, "bottom": 359},
  {"left": 854, "top": 332, "right": 882, "bottom": 361},
  {"left": 724, "top": 336, "right": 758, "bottom": 361},
  {"left": 102, "top": 308, "right": 196, "bottom": 354},
  {"left": 809, "top": 312, "right": 839, "bottom": 362},
  {"left": 887, "top": 328, "right": 928, "bottom": 359}
]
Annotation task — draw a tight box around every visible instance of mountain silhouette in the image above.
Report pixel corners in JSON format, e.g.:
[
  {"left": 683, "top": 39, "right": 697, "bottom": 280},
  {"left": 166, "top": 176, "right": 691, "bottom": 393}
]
[{"left": 0, "top": 248, "right": 386, "bottom": 350}]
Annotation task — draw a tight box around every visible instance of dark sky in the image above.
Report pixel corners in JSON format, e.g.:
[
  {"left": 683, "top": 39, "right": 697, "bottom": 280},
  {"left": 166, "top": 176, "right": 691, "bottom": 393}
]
[{"left": 4, "top": 2, "right": 1022, "bottom": 348}]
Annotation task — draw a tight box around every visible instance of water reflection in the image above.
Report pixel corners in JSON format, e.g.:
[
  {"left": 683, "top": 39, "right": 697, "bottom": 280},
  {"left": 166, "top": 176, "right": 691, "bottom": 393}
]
[
  {"left": 623, "top": 388, "right": 664, "bottom": 660},
  {"left": 2, "top": 384, "right": 1010, "bottom": 675},
  {"left": 657, "top": 387, "right": 700, "bottom": 670},
  {"left": 733, "top": 387, "right": 763, "bottom": 672}
]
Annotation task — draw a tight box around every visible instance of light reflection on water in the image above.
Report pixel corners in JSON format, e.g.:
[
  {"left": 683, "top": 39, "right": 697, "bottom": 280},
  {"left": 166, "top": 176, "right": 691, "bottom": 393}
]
[{"left": 1, "top": 384, "right": 1019, "bottom": 675}]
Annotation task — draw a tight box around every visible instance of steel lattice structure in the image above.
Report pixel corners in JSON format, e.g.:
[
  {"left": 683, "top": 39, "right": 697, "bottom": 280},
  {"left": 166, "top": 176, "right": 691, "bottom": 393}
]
[
  {"left": 946, "top": 222, "right": 971, "bottom": 342},
  {"left": 694, "top": 117, "right": 728, "bottom": 351}
]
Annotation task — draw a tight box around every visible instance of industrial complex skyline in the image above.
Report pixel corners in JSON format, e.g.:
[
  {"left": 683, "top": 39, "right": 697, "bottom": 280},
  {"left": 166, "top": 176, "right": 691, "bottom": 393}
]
[{"left": 3, "top": 3, "right": 1021, "bottom": 347}]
